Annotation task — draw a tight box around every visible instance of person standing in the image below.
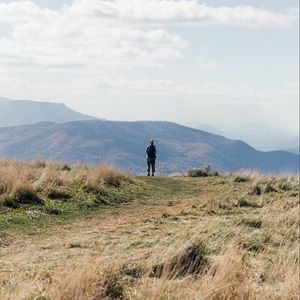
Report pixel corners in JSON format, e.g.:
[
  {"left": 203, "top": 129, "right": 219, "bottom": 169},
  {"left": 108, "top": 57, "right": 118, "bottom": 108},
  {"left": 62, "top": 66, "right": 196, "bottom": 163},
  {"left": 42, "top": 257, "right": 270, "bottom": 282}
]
[{"left": 146, "top": 140, "right": 156, "bottom": 176}]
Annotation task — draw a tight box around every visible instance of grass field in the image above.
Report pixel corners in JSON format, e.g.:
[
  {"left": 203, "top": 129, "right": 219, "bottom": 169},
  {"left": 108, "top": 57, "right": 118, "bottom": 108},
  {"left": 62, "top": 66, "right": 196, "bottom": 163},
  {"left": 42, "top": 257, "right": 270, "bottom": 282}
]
[{"left": 0, "top": 160, "right": 299, "bottom": 299}]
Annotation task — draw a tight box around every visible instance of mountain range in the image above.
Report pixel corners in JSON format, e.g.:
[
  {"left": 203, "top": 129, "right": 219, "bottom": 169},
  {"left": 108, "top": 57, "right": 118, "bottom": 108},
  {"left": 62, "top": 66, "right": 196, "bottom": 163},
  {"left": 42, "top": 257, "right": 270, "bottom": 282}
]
[
  {"left": 0, "top": 119, "right": 298, "bottom": 175},
  {"left": 1, "top": 97, "right": 298, "bottom": 153},
  {"left": 0, "top": 97, "right": 94, "bottom": 127},
  {"left": 188, "top": 122, "right": 299, "bottom": 154}
]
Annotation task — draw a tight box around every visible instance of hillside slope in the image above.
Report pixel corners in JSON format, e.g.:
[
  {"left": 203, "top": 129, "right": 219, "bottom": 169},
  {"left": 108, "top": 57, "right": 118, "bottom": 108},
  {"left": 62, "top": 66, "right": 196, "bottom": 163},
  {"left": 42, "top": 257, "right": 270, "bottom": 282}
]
[
  {"left": 0, "top": 97, "right": 95, "bottom": 127},
  {"left": 0, "top": 120, "right": 298, "bottom": 174}
]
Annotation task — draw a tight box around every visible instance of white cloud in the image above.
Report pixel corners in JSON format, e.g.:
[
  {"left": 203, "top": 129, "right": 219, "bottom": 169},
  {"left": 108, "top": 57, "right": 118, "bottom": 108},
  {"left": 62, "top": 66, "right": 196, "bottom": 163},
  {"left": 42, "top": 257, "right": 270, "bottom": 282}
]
[
  {"left": 0, "top": 1, "right": 188, "bottom": 70},
  {"left": 73, "top": 0, "right": 296, "bottom": 28},
  {"left": 0, "top": 0, "right": 296, "bottom": 70},
  {"left": 0, "top": 1, "right": 298, "bottom": 131}
]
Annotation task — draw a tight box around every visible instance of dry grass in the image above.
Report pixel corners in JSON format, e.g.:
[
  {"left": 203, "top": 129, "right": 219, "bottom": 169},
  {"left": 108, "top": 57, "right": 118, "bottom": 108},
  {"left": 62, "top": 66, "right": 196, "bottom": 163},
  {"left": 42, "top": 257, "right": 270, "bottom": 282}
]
[
  {"left": 0, "top": 163, "right": 299, "bottom": 299},
  {"left": 187, "top": 165, "right": 219, "bottom": 177},
  {"left": 0, "top": 159, "right": 128, "bottom": 202},
  {"left": 47, "top": 260, "right": 125, "bottom": 300}
]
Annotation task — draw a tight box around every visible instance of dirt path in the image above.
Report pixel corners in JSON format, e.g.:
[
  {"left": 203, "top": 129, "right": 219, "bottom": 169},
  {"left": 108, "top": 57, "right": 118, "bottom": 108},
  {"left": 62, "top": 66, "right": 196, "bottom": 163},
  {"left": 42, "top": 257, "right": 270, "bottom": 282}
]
[
  {"left": 0, "top": 178, "right": 207, "bottom": 297},
  {"left": 1, "top": 176, "right": 298, "bottom": 300}
]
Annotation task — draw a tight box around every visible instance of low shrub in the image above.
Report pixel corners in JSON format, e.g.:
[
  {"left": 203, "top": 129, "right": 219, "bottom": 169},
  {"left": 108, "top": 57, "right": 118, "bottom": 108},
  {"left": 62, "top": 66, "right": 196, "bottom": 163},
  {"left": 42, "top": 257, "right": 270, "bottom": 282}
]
[
  {"left": 243, "top": 237, "right": 265, "bottom": 253},
  {"left": 187, "top": 165, "right": 218, "bottom": 177},
  {"left": 69, "top": 242, "right": 82, "bottom": 248},
  {"left": 1, "top": 196, "right": 20, "bottom": 209},
  {"left": 46, "top": 188, "right": 71, "bottom": 201},
  {"left": 233, "top": 176, "right": 249, "bottom": 183},
  {"left": 103, "top": 275, "right": 125, "bottom": 300},
  {"left": 238, "top": 199, "right": 261, "bottom": 208},
  {"left": 14, "top": 186, "right": 43, "bottom": 205},
  {"left": 278, "top": 182, "right": 292, "bottom": 192},
  {"left": 150, "top": 241, "right": 209, "bottom": 279},
  {"left": 121, "top": 263, "right": 144, "bottom": 278},
  {"left": 60, "top": 164, "right": 71, "bottom": 171},
  {"left": 82, "top": 183, "right": 104, "bottom": 194},
  {"left": 1, "top": 187, "right": 43, "bottom": 208},
  {"left": 248, "top": 184, "right": 262, "bottom": 196},
  {"left": 264, "top": 183, "right": 277, "bottom": 193},
  {"left": 96, "top": 165, "right": 127, "bottom": 187}
]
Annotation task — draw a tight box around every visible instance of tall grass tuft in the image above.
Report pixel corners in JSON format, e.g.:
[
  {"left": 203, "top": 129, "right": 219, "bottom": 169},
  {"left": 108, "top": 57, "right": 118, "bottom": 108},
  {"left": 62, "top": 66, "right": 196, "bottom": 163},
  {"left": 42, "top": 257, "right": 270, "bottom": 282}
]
[{"left": 0, "top": 159, "right": 130, "bottom": 207}]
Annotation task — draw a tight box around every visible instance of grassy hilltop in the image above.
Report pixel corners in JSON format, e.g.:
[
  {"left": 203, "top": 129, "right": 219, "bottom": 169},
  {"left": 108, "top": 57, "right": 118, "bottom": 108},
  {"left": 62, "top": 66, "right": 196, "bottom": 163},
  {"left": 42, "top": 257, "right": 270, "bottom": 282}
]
[{"left": 0, "top": 160, "right": 299, "bottom": 299}]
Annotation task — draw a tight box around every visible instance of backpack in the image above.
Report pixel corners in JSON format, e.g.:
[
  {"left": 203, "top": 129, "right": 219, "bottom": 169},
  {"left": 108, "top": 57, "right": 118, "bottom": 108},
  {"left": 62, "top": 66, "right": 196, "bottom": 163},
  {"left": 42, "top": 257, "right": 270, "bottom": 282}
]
[{"left": 147, "top": 145, "right": 156, "bottom": 158}]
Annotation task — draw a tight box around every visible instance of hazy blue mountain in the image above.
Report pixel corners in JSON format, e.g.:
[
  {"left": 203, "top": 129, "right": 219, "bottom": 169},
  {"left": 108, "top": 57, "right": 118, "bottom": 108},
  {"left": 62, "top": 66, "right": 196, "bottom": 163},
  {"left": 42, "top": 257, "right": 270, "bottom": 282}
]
[
  {"left": 192, "top": 124, "right": 226, "bottom": 136},
  {"left": 189, "top": 122, "right": 299, "bottom": 153},
  {"left": 280, "top": 136, "right": 299, "bottom": 154},
  {"left": 0, "top": 97, "right": 95, "bottom": 127},
  {"left": 285, "top": 145, "right": 299, "bottom": 155},
  {"left": 0, "top": 120, "right": 298, "bottom": 175}
]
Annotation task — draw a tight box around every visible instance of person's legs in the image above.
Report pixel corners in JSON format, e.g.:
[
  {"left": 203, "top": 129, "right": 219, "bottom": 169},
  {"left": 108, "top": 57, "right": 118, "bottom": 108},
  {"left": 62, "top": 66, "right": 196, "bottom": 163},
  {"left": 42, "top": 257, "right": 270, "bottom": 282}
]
[
  {"left": 147, "top": 159, "right": 151, "bottom": 176},
  {"left": 151, "top": 159, "right": 156, "bottom": 176}
]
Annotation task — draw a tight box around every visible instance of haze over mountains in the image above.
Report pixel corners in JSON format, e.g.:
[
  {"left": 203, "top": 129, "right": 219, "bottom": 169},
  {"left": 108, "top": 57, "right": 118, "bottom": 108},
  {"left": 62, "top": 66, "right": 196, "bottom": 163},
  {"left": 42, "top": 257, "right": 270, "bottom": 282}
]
[
  {"left": 188, "top": 123, "right": 299, "bottom": 154},
  {"left": 0, "top": 97, "right": 94, "bottom": 127},
  {"left": 0, "top": 97, "right": 298, "bottom": 174}
]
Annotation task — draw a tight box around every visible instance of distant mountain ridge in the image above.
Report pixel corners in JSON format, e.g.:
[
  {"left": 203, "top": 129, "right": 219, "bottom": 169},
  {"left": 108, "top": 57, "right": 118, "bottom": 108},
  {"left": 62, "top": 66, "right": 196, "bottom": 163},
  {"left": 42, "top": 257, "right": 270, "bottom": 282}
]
[
  {"left": 0, "top": 97, "right": 95, "bottom": 127},
  {"left": 0, "top": 120, "right": 298, "bottom": 175},
  {"left": 190, "top": 122, "right": 299, "bottom": 154}
]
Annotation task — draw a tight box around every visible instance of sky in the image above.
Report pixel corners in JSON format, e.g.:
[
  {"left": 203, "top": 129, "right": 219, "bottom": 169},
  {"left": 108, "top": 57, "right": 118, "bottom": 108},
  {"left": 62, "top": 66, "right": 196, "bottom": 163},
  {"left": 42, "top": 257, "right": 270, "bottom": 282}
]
[{"left": 0, "top": 0, "right": 299, "bottom": 133}]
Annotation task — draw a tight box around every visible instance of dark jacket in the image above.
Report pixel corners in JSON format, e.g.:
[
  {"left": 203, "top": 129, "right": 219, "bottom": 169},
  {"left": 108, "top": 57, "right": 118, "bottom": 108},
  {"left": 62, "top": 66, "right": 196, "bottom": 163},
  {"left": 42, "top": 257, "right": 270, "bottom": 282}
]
[{"left": 146, "top": 144, "right": 156, "bottom": 159}]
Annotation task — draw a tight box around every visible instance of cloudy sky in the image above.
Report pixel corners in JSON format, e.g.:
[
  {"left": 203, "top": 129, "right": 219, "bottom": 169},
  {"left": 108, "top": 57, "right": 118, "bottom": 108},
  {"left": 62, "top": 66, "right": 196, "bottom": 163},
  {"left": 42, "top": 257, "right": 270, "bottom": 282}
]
[{"left": 0, "top": 0, "right": 299, "bottom": 133}]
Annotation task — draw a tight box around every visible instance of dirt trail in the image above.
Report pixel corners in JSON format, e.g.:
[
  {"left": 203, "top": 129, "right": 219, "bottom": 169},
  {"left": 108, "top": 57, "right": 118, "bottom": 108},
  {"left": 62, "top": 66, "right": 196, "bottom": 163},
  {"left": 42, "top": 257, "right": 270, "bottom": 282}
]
[
  {"left": 0, "top": 177, "right": 210, "bottom": 299},
  {"left": 1, "top": 176, "right": 298, "bottom": 300},
  {"left": 0, "top": 193, "right": 196, "bottom": 282}
]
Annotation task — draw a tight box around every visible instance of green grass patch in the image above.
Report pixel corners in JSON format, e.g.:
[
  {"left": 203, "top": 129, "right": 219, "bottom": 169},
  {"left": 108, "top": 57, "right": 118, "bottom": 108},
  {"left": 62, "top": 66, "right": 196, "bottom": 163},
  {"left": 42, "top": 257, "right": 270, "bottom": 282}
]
[{"left": 0, "top": 180, "right": 143, "bottom": 231}]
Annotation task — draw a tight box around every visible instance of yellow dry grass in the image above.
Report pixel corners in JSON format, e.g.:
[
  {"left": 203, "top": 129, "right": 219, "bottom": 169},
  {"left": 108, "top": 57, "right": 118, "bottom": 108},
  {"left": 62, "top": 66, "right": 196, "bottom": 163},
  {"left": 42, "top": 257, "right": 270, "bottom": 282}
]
[
  {"left": 0, "top": 159, "right": 127, "bottom": 196},
  {"left": 0, "top": 160, "right": 299, "bottom": 299}
]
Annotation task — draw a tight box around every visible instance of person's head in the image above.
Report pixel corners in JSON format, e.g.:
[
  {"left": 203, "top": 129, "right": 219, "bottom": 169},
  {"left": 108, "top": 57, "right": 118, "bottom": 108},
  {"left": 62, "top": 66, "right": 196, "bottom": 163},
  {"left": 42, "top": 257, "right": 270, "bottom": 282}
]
[{"left": 149, "top": 139, "right": 154, "bottom": 145}]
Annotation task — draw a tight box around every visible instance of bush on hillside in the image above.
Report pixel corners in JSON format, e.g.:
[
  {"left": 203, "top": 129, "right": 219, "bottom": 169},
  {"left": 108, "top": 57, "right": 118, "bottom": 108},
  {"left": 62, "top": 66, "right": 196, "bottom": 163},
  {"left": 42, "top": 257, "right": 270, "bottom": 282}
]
[
  {"left": 238, "top": 198, "right": 262, "bottom": 208},
  {"left": 233, "top": 176, "right": 250, "bottom": 183},
  {"left": 1, "top": 186, "right": 43, "bottom": 208},
  {"left": 60, "top": 163, "right": 72, "bottom": 171},
  {"left": 150, "top": 241, "right": 209, "bottom": 279},
  {"left": 2, "top": 195, "right": 20, "bottom": 208},
  {"left": 264, "top": 183, "right": 277, "bottom": 193},
  {"left": 187, "top": 165, "right": 219, "bottom": 177},
  {"left": 14, "top": 186, "right": 43, "bottom": 205},
  {"left": 46, "top": 188, "right": 71, "bottom": 201}
]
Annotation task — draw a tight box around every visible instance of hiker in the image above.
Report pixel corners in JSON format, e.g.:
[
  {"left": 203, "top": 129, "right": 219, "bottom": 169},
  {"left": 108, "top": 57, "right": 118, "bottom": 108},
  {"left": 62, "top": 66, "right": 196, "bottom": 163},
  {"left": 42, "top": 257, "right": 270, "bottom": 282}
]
[{"left": 146, "top": 139, "right": 156, "bottom": 176}]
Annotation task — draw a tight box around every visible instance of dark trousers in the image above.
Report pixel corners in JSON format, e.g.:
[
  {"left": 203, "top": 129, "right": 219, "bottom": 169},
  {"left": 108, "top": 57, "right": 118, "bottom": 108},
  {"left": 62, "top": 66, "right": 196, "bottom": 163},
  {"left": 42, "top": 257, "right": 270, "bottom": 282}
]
[{"left": 147, "top": 158, "right": 156, "bottom": 174}]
